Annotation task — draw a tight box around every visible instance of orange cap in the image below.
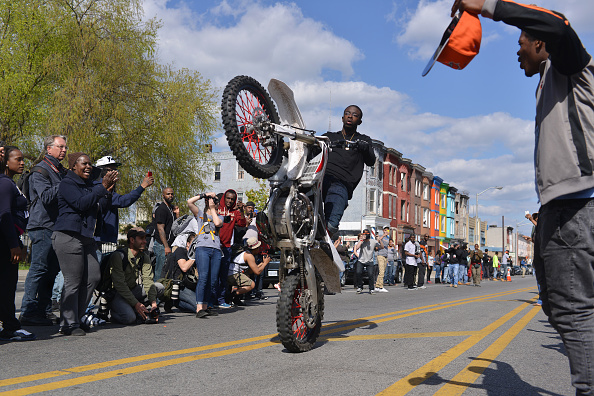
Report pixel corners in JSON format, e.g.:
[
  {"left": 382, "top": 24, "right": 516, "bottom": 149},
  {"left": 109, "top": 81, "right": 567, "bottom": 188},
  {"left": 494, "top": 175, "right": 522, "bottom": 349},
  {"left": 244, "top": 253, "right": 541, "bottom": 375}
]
[{"left": 422, "top": 11, "right": 482, "bottom": 76}]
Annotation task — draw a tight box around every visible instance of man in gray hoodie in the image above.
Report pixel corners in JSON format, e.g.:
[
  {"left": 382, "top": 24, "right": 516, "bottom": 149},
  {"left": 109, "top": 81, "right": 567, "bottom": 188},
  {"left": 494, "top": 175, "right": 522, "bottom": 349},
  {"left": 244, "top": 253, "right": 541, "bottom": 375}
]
[{"left": 452, "top": 1, "right": 594, "bottom": 394}]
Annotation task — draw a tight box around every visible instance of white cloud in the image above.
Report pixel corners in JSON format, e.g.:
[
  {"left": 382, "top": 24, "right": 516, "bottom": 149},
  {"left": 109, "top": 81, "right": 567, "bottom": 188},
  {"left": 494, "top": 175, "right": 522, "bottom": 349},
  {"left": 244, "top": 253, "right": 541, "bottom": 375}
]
[{"left": 143, "top": 0, "right": 362, "bottom": 87}]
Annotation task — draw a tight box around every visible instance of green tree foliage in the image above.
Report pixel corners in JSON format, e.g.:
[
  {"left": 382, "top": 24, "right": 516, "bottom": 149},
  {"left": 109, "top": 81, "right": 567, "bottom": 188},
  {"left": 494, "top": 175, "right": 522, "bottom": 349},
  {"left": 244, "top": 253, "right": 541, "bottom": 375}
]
[
  {"left": 245, "top": 179, "right": 270, "bottom": 211},
  {"left": 0, "top": 0, "right": 218, "bottom": 217}
]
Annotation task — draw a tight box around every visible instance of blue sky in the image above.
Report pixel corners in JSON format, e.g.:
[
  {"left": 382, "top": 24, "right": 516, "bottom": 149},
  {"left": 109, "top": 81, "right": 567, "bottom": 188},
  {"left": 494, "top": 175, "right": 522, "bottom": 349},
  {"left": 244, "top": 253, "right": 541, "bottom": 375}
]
[{"left": 143, "top": 0, "right": 594, "bottom": 234}]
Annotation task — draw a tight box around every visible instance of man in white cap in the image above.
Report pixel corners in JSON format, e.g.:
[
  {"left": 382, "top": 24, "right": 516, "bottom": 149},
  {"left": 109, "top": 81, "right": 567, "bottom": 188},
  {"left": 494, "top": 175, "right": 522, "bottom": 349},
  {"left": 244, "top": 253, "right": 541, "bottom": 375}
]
[
  {"left": 226, "top": 237, "right": 271, "bottom": 305},
  {"left": 94, "top": 156, "right": 154, "bottom": 260}
]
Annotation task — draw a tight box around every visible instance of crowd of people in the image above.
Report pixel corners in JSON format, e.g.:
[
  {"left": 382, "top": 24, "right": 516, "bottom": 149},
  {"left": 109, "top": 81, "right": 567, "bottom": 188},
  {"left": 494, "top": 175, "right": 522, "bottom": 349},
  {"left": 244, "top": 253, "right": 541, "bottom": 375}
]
[{"left": 0, "top": 137, "right": 281, "bottom": 339}]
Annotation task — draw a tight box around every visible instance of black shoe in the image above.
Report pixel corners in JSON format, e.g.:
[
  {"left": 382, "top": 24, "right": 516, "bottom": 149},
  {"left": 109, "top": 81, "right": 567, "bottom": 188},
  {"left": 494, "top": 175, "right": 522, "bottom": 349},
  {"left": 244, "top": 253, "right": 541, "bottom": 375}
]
[
  {"left": 196, "top": 310, "right": 208, "bottom": 318},
  {"left": 51, "top": 300, "right": 60, "bottom": 312},
  {"left": 232, "top": 297, "right": 246, "bottom": 307},
  {"left": 59, "top": 327, "right": 86, "bottom": 336},
  {"left": 46, "top": 312, "right": 59, "bottom": 324},
  {"left": 19, "top": 315, "right": 54, "bottom": 326},
  {"left": 163, "top": 300, "right": 174, "bottom": 313},
  {"left": 206, "top": 309, "right": 219, "bottom": 316}
]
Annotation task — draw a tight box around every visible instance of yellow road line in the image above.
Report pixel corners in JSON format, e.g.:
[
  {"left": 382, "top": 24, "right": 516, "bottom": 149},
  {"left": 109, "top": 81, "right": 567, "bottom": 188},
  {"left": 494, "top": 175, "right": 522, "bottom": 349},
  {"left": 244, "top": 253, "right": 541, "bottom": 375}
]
[
  {"left": 0, "top": 341, "right": 277, "bottom": 396},
  {"left": 376, "top": 297, "right": 538, "bottom": 396},
  {"left": 0, "top": 287, "right": 536, "bottom": 393},
  {"left": 320, "top": 331, "right": 479, "bottom": 342},
  {"left": 433, "top": 305, "right": 542, "bottom": 396}
]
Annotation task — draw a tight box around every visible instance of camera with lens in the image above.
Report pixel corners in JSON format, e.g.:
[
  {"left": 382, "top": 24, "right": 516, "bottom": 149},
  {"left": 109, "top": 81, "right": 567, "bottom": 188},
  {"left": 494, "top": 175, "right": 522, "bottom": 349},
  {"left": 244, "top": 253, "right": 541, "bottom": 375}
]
[
  {"left": 143, "top": 307, "right": 160, "bottom": 324},
  {"left": 199, "top": 193, "right": 219, "bottom": 205}
]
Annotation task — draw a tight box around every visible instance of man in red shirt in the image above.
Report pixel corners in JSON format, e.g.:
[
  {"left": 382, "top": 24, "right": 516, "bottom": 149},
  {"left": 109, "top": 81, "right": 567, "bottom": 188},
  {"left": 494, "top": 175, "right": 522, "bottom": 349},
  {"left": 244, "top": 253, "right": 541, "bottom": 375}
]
[{"left": 216, "top": 189, "right": 247, "bottom": 308}]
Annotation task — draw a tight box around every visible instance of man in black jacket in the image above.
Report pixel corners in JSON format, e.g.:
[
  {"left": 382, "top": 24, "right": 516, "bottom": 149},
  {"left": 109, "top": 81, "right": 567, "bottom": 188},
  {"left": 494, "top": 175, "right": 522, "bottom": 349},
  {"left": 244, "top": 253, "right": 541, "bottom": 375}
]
[
  {"left": 322, "top": 106, "right": 375, "bottom": 237},
  {"left": 20, "top": 135, "right": 67, "bottom": 326}
]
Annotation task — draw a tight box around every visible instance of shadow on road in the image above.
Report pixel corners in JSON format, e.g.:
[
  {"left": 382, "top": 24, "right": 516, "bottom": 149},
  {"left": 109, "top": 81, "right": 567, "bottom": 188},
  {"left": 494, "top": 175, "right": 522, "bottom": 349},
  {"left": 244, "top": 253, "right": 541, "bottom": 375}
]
[{"left": 410, "top": 357, "right": 565, "bottom": 396}]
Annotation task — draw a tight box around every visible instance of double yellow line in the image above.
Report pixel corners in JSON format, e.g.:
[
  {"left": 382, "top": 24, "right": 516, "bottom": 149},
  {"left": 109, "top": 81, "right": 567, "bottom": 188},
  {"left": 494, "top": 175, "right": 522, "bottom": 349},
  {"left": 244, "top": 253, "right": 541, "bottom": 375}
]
[
  {"left": 1, "top": 287, "right": 537, "bottom": 395},
  {"left": 378, "top": 295, "right": 540, "bottom": 395}
]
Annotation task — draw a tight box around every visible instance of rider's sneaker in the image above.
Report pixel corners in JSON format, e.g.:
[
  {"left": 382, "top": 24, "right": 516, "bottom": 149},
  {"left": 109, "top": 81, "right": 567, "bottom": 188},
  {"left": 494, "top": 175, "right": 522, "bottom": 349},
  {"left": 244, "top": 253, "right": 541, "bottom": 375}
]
[{"left": 356, "top": 288, "right": 362, "bottom": 294}]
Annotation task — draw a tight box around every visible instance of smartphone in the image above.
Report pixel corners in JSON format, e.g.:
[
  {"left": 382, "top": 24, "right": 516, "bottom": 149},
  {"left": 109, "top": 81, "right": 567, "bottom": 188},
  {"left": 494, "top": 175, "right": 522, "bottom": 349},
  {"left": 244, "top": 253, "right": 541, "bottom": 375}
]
[{"left": 147, "top": 171, "right": 152, "bottom": 177}]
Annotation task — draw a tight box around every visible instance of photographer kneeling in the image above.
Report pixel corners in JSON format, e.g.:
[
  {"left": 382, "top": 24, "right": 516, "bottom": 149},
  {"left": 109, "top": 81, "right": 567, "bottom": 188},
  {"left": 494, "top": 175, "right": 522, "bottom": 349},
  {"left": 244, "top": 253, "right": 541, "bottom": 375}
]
[
  {"left": 227, "top": 237, "right": 270, "bottom": 304},
  {"left": 109, "top": 227, "right": 164, "bottom": 324}
]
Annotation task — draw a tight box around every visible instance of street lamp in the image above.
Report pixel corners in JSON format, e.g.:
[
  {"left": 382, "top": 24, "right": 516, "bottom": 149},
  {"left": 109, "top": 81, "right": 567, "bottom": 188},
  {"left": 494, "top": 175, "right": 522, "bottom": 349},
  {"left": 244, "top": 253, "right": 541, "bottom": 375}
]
[{"left": 475, "top": 186, "right": 503, "bottom": 246}]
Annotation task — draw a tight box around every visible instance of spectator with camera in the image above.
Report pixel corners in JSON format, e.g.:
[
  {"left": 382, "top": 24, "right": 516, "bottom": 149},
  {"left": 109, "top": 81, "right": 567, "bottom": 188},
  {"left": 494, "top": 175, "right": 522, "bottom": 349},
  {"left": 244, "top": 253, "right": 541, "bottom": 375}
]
[
  {"left": 187, "top": 193, "right": 223, "bottom": 318},
  {"left": 354, "top": 229, "right": 378, "bottom": 294},
  {"left": 227, "top": 237, "right": 271, "bottom": 303},
  {"left": 161, "top": 232, "right": 198, "bottom": 313},
  {"left": 216, "top": 189, "right": 247, "bottom": 309},
  {"left": 93, "top": 156, "right": 154, "bottom": 261},
  {"left": 108, "top": 227, "right": 164, "bottom": 325},
  {"left": 20, "top": 135, "right": 68, "bottom": 327}
]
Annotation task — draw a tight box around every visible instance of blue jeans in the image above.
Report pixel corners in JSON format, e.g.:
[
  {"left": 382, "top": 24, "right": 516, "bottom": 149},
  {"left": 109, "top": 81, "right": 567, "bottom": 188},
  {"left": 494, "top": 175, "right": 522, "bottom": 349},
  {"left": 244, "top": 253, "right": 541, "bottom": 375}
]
[
  {"left": 52, "top": 271, "right": 64, "bottom": 301},
  {"left": 384, "top": 261, "right": 396, "bottom": 284},
  {"left": 195, "top": 247, "right": 221, "bottom": 306},
  {"left": 217, "top": 247, "right": 232, "bottom": 305},
  {"left": 433, "top": 263, "right": 442, "bottom": 282},
  {"left": 458, "top": 264, "right": 468, "bottom": 283},
  {"left": 21, "top": 228, "right": 60, "bottom": 317},
  {"left": 322, "top": 178, "right": 349, "bottom": 230},
  {"left": 153, "top": 242, "right": 166, "bottom": 282},
  {"left": 449, "top": 263, "right": 459, "bottom": 286},
  {"left": 534, "top": 198, "right": 594, "bottom": 395},
  {"left": 178, "top": 286, "right": 197, "bottom": 313}
]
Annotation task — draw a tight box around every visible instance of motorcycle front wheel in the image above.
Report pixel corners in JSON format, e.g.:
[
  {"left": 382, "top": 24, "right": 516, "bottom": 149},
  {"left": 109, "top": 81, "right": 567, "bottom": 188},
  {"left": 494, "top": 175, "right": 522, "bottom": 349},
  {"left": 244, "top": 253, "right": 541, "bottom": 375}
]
[
  {"left": 221, "top": 75, "right": 283, "bottom": 179},
  {"left": 276, "top": 273, "right": 324, "bottom": 352}
]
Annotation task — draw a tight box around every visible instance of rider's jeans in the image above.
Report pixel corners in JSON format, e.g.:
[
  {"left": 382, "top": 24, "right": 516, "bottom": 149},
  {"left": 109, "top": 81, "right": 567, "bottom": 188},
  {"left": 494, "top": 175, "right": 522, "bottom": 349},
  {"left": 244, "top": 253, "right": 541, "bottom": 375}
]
[{"left": 322, "top": 178, "right": 349, "bottom": 230}]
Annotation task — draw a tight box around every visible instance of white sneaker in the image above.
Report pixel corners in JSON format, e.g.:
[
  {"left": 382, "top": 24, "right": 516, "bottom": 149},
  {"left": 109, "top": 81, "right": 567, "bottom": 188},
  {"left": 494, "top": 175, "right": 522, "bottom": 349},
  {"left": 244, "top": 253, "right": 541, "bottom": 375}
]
[
  {"left": 417, "top": 286, "right": 427, "bottom": 290},
  {"left": 356, "top": 288, "right": 363, "bottom": 294},
  {"left": 377, "top": 288, "right": 389, "bottom": 293}
]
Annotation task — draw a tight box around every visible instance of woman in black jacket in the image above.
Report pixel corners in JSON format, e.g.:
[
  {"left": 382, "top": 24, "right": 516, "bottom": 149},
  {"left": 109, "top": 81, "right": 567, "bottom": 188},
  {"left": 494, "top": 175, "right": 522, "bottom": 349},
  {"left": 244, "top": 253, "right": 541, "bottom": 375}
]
[
  {"left": 52, "top": 152, "right": 117, "bottom": 336},
  {"left": 0, "top": 146, "right": 36, "bottom": 341}
]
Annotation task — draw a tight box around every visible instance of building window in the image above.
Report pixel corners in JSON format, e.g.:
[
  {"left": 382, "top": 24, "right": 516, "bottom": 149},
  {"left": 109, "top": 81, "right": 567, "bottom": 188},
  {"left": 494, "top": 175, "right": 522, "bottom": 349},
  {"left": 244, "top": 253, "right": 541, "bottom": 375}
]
[
  {"left": 423, "top": 184, "right": 429, "bottom": 200},
  {"left": 441, "top": 215, "right": 446, "bottom": 232},
  {"left": 423, "top": 208, "right": 429, "bottom": 228},
  {"left": 393, "top": 197, "right": 397, "bottom": 220},
  {"left": 237, "top": 192, "right": 244, "bottom": 202},
  {"left": 400, "top": 172, "right": 406, "bottom": 191},
  {"left": 435, "top": 213, "right": 439, "bottom": 231},
  {"left": 441, "top": 194, "right": 446, "bottom": 209},
  {"left": 400, "top": 200, "right": 406, "bottom": 221},
  {"left": 237, "top": 164, "right": 245, "bottom": 180},
  {"left": 389, "top": 167, "right": 393, "bottom": 186},
  {"left": 388, "top": 195, "right": 392, "bottom": 218},
  {"left": 481, "top": 231, "right": 486, "bottom": 245},
  {"left": 369, "top": 162, "right": 376, "bottom": 178},
  {"left": 369, "top": 190, "right": 376, "bottom": 213},
  {"left": 214, "top": 163, "right": 221, "bottom": 181}
]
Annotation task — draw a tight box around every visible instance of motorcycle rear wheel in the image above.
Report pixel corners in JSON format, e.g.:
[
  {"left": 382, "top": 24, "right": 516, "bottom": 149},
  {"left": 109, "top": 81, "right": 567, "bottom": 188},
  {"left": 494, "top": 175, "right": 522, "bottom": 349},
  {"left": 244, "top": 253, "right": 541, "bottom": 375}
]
[
  {"left": 221, "top": 75, "right": 283, "bottom": 179},
  {"left": 276, "top": 272, "right": 324, "bottom": 352}
]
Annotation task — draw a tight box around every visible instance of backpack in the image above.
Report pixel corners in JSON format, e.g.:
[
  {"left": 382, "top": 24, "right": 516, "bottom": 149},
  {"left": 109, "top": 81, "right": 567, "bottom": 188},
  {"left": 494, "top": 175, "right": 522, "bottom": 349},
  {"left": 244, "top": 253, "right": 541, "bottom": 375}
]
[
  {"left": 16, "top": 166, "right": 51, "bottom": 207},
  {"left": 170, "top": 214, "right": 193, "bottom": 239},
  {"left": 96, "top": 248, "right": 128, "bottom": 295}
]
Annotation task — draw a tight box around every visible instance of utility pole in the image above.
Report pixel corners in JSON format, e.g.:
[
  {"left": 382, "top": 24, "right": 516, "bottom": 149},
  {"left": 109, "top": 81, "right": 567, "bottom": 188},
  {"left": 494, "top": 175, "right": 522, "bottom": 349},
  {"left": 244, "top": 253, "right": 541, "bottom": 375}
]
[{"left": 502, "top": 215, "right": 505, "bottom": 256}]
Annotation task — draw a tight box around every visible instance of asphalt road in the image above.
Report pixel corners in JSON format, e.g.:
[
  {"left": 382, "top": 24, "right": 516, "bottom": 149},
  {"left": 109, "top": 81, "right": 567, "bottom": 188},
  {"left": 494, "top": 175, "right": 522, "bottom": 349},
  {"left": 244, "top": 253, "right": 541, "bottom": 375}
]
[{"left": 1, "top": 274, "right": 573, "bottom": 396}]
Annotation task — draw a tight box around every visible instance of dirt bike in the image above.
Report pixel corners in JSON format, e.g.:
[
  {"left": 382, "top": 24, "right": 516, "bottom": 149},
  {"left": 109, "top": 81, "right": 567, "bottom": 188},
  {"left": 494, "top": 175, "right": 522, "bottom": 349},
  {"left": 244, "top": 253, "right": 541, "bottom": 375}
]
[{"left": 221, "top": 75, "right": 347, "bottom": 352}]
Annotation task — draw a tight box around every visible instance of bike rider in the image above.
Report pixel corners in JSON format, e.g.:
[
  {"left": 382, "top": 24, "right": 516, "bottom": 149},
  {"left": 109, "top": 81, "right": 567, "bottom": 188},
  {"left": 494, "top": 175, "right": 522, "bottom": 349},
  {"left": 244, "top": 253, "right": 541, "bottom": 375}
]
[{"left": 322, "top": 105, "right": 376, "bottom": 237}]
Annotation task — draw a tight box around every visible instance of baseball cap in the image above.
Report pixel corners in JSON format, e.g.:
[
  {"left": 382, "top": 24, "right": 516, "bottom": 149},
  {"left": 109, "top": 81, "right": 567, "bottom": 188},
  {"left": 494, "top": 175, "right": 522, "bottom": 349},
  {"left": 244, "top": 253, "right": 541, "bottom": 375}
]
[
  {"left": 246, "top": 237, "right": 262, "bottom": 250},
  {"left": 96, "top": 155, "right": 122, "bottom": 167},
  {"left": 127, "top": 227, "right": 147, "bottom": 239},
  {"left": 422, "top": 11, "right": 482, "bottom": 77}
]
